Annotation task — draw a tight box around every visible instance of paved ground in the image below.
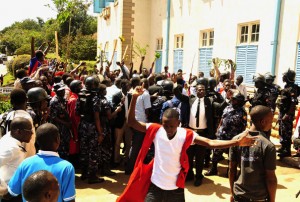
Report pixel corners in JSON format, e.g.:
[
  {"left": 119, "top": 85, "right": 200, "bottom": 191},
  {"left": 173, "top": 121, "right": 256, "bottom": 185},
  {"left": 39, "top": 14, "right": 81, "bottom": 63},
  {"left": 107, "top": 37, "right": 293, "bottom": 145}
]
[{"left": 75, "top": 138, "right": 300, "bottom": 202}]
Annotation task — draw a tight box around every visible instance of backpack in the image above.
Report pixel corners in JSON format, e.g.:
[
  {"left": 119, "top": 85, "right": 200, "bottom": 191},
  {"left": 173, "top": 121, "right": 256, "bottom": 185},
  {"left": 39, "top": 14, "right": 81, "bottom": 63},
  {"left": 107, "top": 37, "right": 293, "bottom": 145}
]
[
  {"left": 166, "top": 100, "right": 182, "bottom": 121},
  {"left": 0, "top": 109, "right": 13, "bottom": 138},
  {"left": 148, "top": 96, "right": 167, "bottom": 123}
]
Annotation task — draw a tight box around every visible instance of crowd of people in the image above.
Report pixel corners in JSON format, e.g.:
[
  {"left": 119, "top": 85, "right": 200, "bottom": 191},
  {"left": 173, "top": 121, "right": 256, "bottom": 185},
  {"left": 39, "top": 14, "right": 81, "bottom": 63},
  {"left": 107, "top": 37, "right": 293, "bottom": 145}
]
[{"left": 0, "top": 43, "right": 300, "bottom": 202}]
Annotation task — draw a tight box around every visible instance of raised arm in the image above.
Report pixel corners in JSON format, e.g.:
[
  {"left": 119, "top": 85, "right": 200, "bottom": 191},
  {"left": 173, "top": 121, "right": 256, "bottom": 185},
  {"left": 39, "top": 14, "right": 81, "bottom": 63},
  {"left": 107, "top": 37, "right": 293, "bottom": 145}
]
[
  {"left": 127, "top": 86, "right": 146, "bottom": 133},
  {"left": 193, "top": 130, "right": 255, "bottom": 149},
  {"left": 139, "top": 56, "right": 145, "bottom": 74}
]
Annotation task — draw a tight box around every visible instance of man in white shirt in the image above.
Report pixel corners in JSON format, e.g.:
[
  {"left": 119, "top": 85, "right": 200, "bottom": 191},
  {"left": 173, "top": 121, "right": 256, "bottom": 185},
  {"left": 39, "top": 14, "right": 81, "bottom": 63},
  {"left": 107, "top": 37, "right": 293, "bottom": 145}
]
[
  {"left": 6, "top": 89, "right": 36, "bottom": 157},
  {"left": 235, "top": 75, "right": 247, "bottom": 100},
  {"left": 0, "top": 118, "right": 33, "bottom": 201},
  {"left": 105, "top": 79, "right": 121, "bottom": 105},
  {"left": 125, "top": 78, "right": 152, "bottom": 174},
  {"left": 187, "top": 84, "right": 216, "bottom": 186},
  {"left": 118, "top": 85, "right": 255, "bottom": 202}
]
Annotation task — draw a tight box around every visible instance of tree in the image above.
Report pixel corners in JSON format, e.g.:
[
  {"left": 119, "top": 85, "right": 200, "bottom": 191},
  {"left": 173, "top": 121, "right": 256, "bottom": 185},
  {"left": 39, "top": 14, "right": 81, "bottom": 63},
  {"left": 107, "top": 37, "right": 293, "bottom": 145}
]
[{"left": 51, "top": 0, "right": 92, "bottom": 59}]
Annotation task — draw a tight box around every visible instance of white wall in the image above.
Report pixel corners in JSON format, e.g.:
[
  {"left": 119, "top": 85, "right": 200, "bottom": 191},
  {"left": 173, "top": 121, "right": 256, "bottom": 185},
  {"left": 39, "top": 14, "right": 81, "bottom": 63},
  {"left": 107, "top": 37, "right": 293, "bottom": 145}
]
[
  {"left": 96, "top": 0, "right": 300, "bottom": 85},
  {"left": 276, "top": 0, "right": 300, "bottom": 86},
  {"left": 97, "top": 2, "right": 122, "bottom": 69}
]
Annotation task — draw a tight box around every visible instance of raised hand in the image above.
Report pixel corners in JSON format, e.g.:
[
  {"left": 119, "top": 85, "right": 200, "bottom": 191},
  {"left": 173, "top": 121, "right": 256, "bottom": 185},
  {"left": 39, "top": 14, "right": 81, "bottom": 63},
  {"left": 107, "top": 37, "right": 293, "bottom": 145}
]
[
  {"left": 132, "top": 85, "right": 145, "bottom": 98},
  {"left": 237, "top": 130, "right": 257, "bottom": 147}
]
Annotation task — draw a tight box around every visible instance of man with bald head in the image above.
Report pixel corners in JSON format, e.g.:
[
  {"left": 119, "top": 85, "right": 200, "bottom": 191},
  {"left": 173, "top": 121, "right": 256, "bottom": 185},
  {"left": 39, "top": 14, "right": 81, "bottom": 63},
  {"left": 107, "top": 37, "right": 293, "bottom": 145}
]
[
  {"left": 23, "top": 170, "right": 59, "bottom": 202},
  {"left": 0, "top": 117, "right": 33, "bottom": 202}
]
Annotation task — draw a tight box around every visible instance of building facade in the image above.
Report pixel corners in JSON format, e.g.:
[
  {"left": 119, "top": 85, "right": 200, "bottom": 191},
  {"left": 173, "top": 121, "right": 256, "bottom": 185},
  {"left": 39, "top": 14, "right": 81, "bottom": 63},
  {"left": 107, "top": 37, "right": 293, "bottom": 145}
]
[{"left": 94, "top": 0, "right": 300, "bottom": 86}]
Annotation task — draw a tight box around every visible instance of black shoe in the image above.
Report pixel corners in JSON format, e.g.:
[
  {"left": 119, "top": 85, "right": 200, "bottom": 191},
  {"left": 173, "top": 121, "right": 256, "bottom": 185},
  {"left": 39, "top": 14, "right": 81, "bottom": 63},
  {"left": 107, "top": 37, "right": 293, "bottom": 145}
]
[
  {"left": 292, "top": 153, "right": 300, "bottom": 157},
  {"left": 204, "top": 168, "right": 218, "bottom": 176},
  {"left": 88, "top": 177, "right": 105, "bottom": 184},
  {"left": 278, "top": 151, "right": 291, "bottom": 158},
  {"left": 276, "top": 147, "right": 284, "bottom": 153},
  {"left": 101, "top": 169, "right": 116, "bottom": 176},
  {"left": 80, "top": 174, "right": 87, "bottom": 181},
  {"left": 204, "top": 161, "right": 210, "bottom": 168},
  {"left": 194, "top": 178, "right": 203, "bottom": 187},
  {"left": 217, "top": 155, "right": 225, "bottom": 162}
]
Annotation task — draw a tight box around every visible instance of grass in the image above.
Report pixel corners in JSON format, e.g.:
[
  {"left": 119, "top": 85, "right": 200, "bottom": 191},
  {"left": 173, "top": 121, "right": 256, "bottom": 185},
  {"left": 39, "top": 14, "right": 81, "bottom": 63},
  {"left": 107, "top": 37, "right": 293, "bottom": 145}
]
[{"left": 3, "top": 72, "right": 14, "bottom": 86}]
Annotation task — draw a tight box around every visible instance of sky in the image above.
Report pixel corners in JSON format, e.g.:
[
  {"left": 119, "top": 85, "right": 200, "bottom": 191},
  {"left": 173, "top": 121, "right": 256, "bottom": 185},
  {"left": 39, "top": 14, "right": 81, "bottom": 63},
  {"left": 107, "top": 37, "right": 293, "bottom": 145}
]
[{"left": 0, "top": 0, "right": 95, "bottom": 31}]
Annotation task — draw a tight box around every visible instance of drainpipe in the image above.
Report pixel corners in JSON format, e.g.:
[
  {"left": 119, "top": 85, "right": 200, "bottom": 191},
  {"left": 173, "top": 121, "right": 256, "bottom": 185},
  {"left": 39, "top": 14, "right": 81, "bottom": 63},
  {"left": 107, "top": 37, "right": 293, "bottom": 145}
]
[
  {"left": 165, "top": 0, "right": 171, "bottom": 66},
  {"left": 271, "top": 0, "right": 281, "bottom": 75}
]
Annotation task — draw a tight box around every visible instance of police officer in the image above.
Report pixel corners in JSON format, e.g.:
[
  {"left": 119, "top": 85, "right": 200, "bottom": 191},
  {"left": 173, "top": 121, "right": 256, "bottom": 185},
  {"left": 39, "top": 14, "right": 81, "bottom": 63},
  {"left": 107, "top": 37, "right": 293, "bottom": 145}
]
[
  {"left": 77, "top": 76, "right": 105, "bottom": 183},
  {"left": 205, "top": 77, "right": 225, "bottom": 167},
  {"left": 148, "top": 80, "right": 174, "bottom": 124},
  {"left": 265, "top": 72, "right": 281, "bottom": 112},
  {"left": 278, "top": 69, "right": 299, "bottom": 158},
  {"left": 250, "top": 74, "right": 273, "bottom": 112},
  {"left": 205, "top": 90, "right": 247, "bottom": 176},
  {"left": 27, "top": 87, "right": 51, "bottom": 129}
]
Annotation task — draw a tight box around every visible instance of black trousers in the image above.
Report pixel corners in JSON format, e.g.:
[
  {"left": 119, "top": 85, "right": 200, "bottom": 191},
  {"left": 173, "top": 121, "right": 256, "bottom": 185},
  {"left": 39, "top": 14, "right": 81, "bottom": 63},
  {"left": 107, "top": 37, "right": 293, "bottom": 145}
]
[
  {"left": 145, "top": 183, "right": 185, "bottom": 202},
  {"left": 187, "top": 128, "right": 208, "bottom": 179}
]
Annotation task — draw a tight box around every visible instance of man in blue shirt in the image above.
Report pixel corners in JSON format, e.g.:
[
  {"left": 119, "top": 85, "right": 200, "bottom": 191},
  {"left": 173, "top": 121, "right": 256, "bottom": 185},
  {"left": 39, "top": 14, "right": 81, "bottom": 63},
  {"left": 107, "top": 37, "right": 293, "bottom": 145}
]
[{"left": 3, "top": 123, "right": 75, "bottom": 202}]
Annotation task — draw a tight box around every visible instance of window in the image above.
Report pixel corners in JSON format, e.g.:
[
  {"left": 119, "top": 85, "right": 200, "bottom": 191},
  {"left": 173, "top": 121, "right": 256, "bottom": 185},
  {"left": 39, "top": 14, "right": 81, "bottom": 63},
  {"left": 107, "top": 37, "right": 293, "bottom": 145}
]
[
  {"left": 239, "top": 22, "right": 260, "bottom": 44},
  {"left": 174, "top": 34, "right": 184, "bottom": 49},
  {"left": 156, "top": 38, "right": 163, "bottom": 50},
  {"left": 200, "top": 30, "right": 214, "bottom": 47},
  {"left": 251, "top": 24, "right": 260, "bottom": 42},
  {"left": 295, "top": 42, "right": 300, "bottom": 85},
  {"left": 202, "top": 32, "right": 207, "bottom": 47}
]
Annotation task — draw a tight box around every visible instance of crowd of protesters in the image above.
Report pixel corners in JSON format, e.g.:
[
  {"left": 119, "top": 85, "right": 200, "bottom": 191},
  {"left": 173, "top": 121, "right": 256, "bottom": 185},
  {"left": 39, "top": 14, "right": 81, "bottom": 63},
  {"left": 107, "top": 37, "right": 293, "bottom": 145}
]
[{"left": 0, "top": 41, "right": 300, "bottom": 202}]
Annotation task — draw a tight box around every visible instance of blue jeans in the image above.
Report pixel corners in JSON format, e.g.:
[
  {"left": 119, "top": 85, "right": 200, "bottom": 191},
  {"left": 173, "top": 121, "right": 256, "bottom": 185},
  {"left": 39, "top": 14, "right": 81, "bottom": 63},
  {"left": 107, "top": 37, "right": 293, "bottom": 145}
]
[{"left": 145, "top": 183, "right": 185, "bottom": 202}]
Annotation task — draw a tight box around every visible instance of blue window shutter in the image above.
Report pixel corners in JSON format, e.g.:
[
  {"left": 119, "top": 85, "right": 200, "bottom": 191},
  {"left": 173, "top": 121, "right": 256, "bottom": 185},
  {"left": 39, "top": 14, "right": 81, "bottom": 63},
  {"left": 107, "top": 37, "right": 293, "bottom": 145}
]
[
  {"left": 94, "top": 0, "right": 105, "bottom": 13},
  {"left": 173, "top": 50, "right": 184, "bottom": 73},
  {"left": 236, "top": 45, "right": 258, "bottom": 85},
  {"left": 295, "top": 42, "right": 300, "bottom": 85},
  {"left": 105, "top": 0, "right": 114, "bottom": 6},
  {"left": 198, "top": 48, "right": 213, "bottom": 77},
  {"left": 155, "top": 51, "right": 163, "bottom": 73}
]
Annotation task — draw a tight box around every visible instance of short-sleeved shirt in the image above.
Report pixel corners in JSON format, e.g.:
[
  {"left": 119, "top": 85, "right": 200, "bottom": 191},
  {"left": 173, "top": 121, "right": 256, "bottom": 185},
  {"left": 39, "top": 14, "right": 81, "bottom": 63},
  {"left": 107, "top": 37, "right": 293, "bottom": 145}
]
[
  {"left": 0, "top": 133, "right": 26, "bottom": 192},
  {"left": 146, "top": 123, "right": 197, "bottom": 190},
  {"left": 135, "top": 90, "right": 151, "bottom": 122},
  {"left": 8, "top": 150, "right": 76, "bottom": 202},
  {"left": 229, "top": 132, "right": 276, "bottom": 200}
]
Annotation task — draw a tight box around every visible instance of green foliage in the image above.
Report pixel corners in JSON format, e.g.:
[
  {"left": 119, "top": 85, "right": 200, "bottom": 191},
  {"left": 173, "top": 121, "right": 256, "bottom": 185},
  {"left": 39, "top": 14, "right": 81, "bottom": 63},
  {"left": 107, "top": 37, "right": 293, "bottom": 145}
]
[
  {"left": 15, "top": 44, "right": 31, "bottom": 55},
  {"left": 0, "top": 0, "right": 96, "bottom": 62},
  {"left": 0, "top": 101, "right": 11, "bottom": 114},
  {"left": 68, "top": 34, "right": 97, "bottom": 61},
  {"left": 133, "top": 42, "right": 149, "bottom": 58},
  {"left": 3, "top": 72, "right": 15, "bottom": 86},
  {"left": 9, "top": 55, "right": 31, "bottom": 76}
]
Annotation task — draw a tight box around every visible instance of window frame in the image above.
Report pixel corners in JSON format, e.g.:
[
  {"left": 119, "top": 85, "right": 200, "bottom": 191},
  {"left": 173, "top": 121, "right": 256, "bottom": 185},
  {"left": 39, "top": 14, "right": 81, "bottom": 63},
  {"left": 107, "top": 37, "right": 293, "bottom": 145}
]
[
  {"left": 156, "top": 38, "right": 163, "bottom": 51},
  {"left": 174, "top": 34, "right": 184, "bottom": 49},
  {"left": 200, "top": 29, "right": 214, "bottom": 48},
  {"left": 238, "top": 21, "right": 260, "bottom": 45}
]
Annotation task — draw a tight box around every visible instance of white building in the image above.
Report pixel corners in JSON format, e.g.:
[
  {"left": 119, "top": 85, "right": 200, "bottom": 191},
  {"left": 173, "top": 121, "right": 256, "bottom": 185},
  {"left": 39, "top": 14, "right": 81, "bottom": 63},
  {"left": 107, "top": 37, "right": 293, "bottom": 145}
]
[{"left": 94, "top": 0, "right": 300, "bottom": 86}]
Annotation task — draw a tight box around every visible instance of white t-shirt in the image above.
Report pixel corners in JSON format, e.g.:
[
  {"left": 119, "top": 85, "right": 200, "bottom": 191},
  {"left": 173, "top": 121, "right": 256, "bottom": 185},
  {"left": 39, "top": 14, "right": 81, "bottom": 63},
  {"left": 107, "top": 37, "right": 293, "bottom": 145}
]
[
  {"left": 146, "top": 123, "right": 197, "bottom": 190},
  {"left": 0, "top": 132, "right": 26, "bottom": 194},
  {"left": 135, "top": 90, "right": 151, "bottom": 122}
]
